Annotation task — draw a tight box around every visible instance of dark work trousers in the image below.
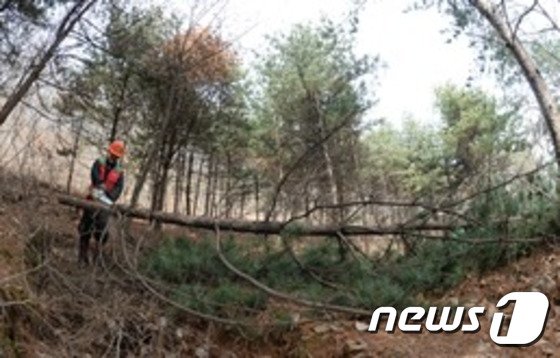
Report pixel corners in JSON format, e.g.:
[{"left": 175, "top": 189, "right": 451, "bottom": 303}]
[{"left": 78, "top": 207, "right": 111, "bottom": 264}]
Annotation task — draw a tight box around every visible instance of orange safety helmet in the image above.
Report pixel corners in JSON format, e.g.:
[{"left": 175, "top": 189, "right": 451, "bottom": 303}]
[{"left": 108, "top": 140, "right": 125, "bottom": 158}]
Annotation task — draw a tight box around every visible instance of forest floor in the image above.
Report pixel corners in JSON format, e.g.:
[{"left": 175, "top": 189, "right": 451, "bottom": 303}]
[{"left": 1, "top": 177, "right": 560, "bottom": 357}]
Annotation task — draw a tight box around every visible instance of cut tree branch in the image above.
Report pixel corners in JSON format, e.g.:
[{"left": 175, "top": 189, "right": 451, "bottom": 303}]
[
  {"left": 57, "top": 194, "right": 463, "bottom": 237},
  {"left": 214, "top": 224, "right": 370, "bottom": 316}
]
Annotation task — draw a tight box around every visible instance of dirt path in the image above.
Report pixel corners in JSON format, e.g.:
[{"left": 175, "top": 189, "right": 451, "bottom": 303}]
[{"left": 298, "top": 246, "right": 560, "bottom": 357}]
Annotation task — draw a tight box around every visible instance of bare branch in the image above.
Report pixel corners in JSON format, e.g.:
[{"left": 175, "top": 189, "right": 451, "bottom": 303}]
[
  {"left": 264, "top": 108, "right": 364, "bottom": 223},
  {"left": 513, "top": 0, "right": 539, "bottom": 40},
  {"left": 0, "top": 0, "right": 98, "bottom": 126},
  {"left": 536, "top": 2, "right": 560, "bottom": 32},
  {"left": 58, "top": 194, "right": 464, "bottom": 237},
  {"left": 214, "top": 224, "right": 370, "bottom": 316}
]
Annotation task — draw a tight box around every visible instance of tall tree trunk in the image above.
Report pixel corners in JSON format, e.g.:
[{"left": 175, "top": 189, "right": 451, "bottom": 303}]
[
  {"left": 185, "top": 150, "right": 194, "bottom": 215},
  {"left": 210, "top": 157, "right": 219, "bottom": 217},
  {"left": 318, "top": 117, "right": 339, "bottom": 222},
  {"left": 157, "top": 144, "right": 175, "bottom": 212},
  {"left": 470, "top": 0, "right": 560, "bottom": 162},
  {"left": 109, "top": 72, "right": 130, "bottom": 142},
  {"left": 193, "top": 156, "right": 204, "bottom": 216},
  {"left": 150, "top": 147, "right": 165, "bottom": 213},
  {"left": 130, "top": 81, "right": 179, "bottom": 209},
  {"left": 66, "top": 117, "right": 83, "bottom": 193},
  {"left": 173, "top": 150, "right": 185, "bottom": 214},
  {"left": 295, "top": 68, "right": 341, "bottom": 223},
  {"left": 60, "top": 194, "right": 464, "bottom": 237},
  {"left": 239, "top": 184, "right": 246, "bottom": 219},
  {"left": 157, "top": 170, "right": 168, "bottom": 212},
  {"left": 150, "top": 166, "right": 160, "bottom": 213},
  {"left": 311, "top": 90, "right": 346, "bottom": 260},
  {"left": 304, "top": 181, "right": 310, "bottom": 223},
  {"left": 0, "top": 0, "right": 97, "bottom": 126},
  {"left": 204, "top": 153, "right": 214, "bottom": 216},
  {"left": 149, "top": 146, "right": 173, "bottom": 231},
  {"left": 254, "top": 173, "right": 260, "bottom": 221},
  {"left": 225, "top": 153, "right": 232, "bottom": 219},
  {"left": 130, "top": 149, "right": 155, "bottom": 209}
]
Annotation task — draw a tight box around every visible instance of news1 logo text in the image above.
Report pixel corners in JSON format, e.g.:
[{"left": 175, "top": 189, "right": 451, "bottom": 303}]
[{"left": 367, "top": 292, "right": 550, "bottom": 346}]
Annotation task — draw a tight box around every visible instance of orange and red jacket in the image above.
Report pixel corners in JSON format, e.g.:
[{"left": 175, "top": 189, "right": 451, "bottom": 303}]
[{"left": 88, "top": 156, "right": 124, "bottom": 202}]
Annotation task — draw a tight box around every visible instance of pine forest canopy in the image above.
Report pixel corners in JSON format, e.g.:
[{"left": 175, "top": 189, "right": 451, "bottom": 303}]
[{"left": 0, "top": 0, "right": 558, "bottom": 234}]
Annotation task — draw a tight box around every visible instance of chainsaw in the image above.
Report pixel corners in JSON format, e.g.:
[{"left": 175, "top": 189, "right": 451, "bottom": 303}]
[{"left": 91, "top": 188, "right": 114, "bottom": 206}]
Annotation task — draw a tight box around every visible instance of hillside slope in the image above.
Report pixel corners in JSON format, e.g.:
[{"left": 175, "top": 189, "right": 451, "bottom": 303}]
[{"left": 1, "top": 181, "right": 559, "bottom": 357}]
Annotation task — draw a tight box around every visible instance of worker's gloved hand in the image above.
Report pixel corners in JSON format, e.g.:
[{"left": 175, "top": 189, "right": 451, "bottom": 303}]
[{"left": 91, "top": 188, "right": 104, "bottom": 200}]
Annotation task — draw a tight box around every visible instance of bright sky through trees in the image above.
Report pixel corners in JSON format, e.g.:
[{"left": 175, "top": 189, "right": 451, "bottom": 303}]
[{"left": 162, "top": 0, "right": 499, "bottom": 127}]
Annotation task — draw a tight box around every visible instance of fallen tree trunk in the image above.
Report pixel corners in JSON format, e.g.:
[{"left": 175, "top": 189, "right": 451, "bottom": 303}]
[{"left": 57, "top": 194, "right": 465, "bottom": 237}]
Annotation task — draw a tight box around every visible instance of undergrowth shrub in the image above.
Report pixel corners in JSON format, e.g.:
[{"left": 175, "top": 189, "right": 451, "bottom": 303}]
[
  {"left": 172, "top": 281, "right": 267, "bottom": 318},
  {"left": 143, "top": 237, "right": 256, "bottom": 285},
  {"left": 143, "top": 187, "right": 550, "bottom": 317},
  {"left": 140, "top": 164, "right": 556, "bottom": 322}
]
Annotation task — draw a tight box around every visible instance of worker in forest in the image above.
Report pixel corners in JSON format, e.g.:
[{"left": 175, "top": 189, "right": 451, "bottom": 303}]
[{"left": 78, "top": 140, "right": 125, "bottom": 266}]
